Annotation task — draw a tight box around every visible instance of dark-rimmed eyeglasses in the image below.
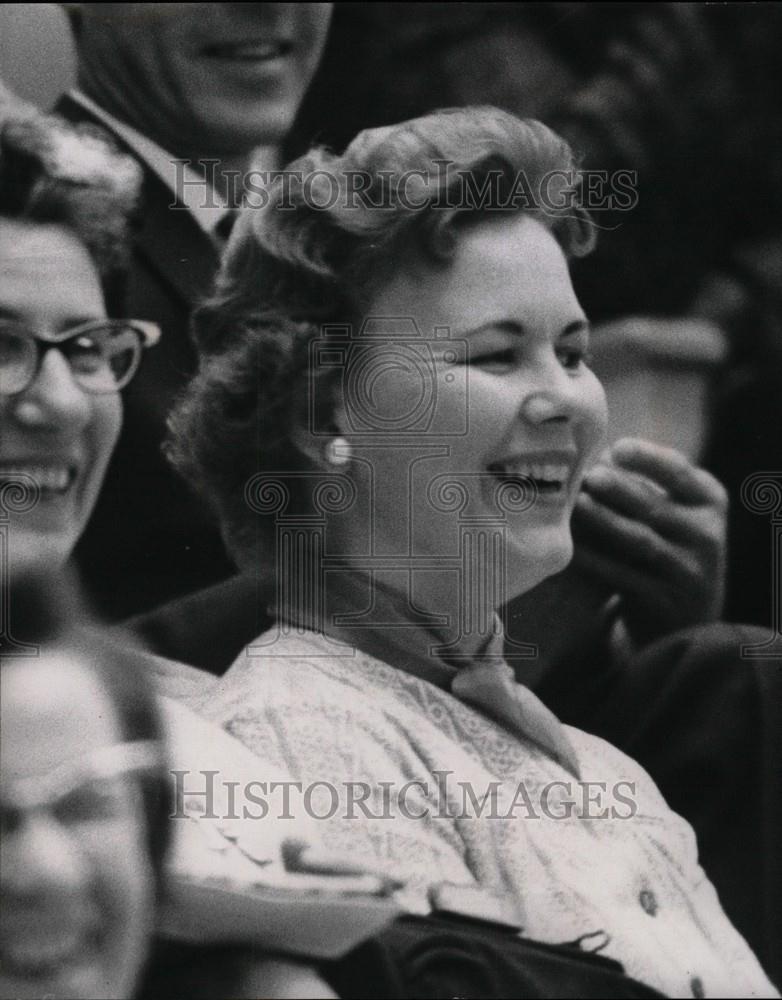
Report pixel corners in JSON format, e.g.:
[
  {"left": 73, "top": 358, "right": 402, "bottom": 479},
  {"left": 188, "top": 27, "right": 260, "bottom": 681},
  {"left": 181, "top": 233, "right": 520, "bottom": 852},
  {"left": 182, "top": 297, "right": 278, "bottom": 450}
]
[
  {"left": 0, "top": 319, "right": 161, "bottom": 396},
  {"left": 1, "top": 741, "right": 161, "bottom": 834}
]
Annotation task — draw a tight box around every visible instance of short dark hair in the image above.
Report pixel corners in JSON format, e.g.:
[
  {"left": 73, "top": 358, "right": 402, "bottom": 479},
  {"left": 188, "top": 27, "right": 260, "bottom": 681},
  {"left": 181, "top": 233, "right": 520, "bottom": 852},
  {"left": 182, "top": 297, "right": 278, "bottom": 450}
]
[
  {"left": 0, "top": 109, "right": 141, "bottom": 310},
  {"left": 167, "top": 107, "right": 595, "bottom": 566}
]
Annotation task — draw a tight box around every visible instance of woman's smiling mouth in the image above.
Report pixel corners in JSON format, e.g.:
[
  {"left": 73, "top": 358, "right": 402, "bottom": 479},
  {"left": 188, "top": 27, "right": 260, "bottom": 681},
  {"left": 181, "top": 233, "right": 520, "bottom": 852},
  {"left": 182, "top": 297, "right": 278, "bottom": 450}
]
[
  {"left": 486, "top": 451, "right": 578, "bottom": 506},
  {"left": 0, "top": 463, "right": 78, "bottom": 497},
  {"left": 202, "top": 40, "right": 293, "bottom": 62}
]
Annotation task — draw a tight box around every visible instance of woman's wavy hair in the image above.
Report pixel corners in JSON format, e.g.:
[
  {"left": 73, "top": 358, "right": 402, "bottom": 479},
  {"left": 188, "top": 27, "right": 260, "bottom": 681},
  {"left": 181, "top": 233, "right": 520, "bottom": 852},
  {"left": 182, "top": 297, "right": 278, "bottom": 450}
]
[
  {"left": 168, "top": 107, "right": 595, "bottom": 567},
  {"left": 0, "top": 107, "right": 141, "bottom": 312}
]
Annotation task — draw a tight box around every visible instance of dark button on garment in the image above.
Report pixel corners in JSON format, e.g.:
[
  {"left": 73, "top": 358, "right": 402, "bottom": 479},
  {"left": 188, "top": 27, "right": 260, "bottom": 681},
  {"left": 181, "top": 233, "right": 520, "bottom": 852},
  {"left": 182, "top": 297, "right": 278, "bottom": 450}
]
[
  {"left": 639, "top": 889, "right": 658, "bottom": 916},
  {"left": 690, "top": 975, "right": 705, "bottom": 997}
]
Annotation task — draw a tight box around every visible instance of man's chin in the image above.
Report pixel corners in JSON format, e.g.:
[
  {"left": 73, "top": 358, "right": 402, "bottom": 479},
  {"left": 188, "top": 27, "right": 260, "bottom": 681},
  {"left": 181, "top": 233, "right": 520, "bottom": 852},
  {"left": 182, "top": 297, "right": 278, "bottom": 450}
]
[{"left": 195, "top": 103, "right": 295, "bottom": 156}]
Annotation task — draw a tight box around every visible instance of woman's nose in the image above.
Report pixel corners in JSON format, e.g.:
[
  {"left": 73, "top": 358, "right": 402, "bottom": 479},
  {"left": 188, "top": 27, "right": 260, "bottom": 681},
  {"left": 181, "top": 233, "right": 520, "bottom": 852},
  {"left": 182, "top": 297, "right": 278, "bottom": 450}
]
[
  {"left": 12, "top": 349, "right": 92, "bottom": 431},
  {"left": 1, "top": 811, "right": 90, "bottom": 898},
  {"left": 521, "top": 389, "right": 572, "bottom": 424},
  {"left": 517, "top": 353, "right": 588, "bottom": 425}
]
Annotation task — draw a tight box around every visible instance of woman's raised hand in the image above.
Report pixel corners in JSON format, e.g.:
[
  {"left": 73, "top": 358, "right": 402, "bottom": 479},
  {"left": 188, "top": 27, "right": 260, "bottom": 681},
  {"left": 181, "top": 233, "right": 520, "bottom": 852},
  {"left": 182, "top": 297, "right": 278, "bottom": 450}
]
[{"left": 574, "top": 437, "right": 729, "bottom": 648}]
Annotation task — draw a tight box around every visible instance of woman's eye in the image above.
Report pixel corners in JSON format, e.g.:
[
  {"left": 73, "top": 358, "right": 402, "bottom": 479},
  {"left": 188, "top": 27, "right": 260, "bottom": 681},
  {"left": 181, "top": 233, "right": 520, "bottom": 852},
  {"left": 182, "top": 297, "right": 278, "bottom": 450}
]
[
  {"left": 68, "top": 336, "right": 108, "bottom": 375},
  {"left": 557, "top": 347, "right": 592, "bottom": 371},
  {"left": 469, "top": 348, "right": 516, "bottom": 371}
]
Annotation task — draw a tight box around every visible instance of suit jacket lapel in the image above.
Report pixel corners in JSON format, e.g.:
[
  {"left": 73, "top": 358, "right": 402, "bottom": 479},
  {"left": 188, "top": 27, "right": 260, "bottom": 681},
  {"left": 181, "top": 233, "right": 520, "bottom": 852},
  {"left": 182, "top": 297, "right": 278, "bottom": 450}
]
[
  {"left": 133, "top": 172, "right": 219, "bottom": 306},
  {"left": 54, "top": 94, "right": 219, "bottom": 307}
]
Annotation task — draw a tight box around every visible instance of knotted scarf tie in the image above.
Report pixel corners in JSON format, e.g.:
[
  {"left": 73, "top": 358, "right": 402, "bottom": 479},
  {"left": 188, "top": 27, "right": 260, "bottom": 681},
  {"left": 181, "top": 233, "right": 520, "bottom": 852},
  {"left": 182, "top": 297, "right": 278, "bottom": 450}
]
[{"left": 275, "top": 570, "right": 581, "bottom": 779}]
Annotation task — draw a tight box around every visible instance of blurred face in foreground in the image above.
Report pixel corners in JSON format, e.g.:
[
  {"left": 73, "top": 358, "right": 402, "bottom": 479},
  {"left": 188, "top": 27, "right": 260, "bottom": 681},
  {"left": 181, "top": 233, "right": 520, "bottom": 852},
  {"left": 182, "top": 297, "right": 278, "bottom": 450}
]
[
  {"left": 0, "top": 652, "right": 154, "bottom": 999},
  {"left": 334, "top": 214, "right": 608, "bottom": 604},
  {"left": 76, "top": 3, "right": 333, "bottom": 156}
]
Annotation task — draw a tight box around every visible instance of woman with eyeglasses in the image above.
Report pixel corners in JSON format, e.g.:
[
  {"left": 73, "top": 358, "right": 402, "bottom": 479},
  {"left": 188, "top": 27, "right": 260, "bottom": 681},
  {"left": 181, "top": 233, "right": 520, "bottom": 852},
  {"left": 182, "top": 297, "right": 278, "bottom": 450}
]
[
  {"left": 0, "top": 110, "right": 165, "bottom": 1000},
  {"left": 0, "top": 108, "right": 357, "bottom": 1000},
  {"left": 0, "top": 110, "right": 158, "bottom": 576}
]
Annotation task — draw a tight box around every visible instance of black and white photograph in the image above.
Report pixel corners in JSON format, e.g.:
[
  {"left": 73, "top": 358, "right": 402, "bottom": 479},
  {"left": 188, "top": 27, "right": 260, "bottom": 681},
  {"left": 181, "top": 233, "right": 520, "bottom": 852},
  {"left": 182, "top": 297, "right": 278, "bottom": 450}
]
[{"left": 1, "top": 3, "right": 780, "bottom": 997}]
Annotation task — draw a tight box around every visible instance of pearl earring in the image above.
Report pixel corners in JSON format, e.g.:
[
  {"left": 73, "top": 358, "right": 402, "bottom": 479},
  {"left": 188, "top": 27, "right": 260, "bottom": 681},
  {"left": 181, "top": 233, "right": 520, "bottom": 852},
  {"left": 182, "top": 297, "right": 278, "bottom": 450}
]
[
  {"left": 325, "top": 437, "right": 351, "bottom": 466},
  {"left": 12, "top": 400, "right": 45, "bottom": 425}
]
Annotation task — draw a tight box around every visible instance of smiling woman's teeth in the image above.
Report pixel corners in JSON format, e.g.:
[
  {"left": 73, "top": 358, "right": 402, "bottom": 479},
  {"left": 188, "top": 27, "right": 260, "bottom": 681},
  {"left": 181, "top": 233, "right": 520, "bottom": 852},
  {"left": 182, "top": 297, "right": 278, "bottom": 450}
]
[
  {"left": 488, "top": 461, "right": 569, "bottom": 490},
  {"left": 0, "top": 465, "right": 72, "bottom": 493},
  {"left": 208, "top": 42, "right": 288, "bottom": 60}
]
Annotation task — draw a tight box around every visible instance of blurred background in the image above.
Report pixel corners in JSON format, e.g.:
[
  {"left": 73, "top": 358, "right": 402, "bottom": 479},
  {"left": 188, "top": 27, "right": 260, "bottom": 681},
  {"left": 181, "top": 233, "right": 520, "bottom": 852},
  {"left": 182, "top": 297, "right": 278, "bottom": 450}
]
[{"left": 0, "top": 3, "right": 75, "bottom": 106}]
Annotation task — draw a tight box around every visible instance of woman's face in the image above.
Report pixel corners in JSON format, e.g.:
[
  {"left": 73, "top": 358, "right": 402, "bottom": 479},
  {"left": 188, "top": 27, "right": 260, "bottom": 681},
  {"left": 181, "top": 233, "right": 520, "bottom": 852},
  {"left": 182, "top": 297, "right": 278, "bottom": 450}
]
[
  {"left": 0, "top": 221, "right": 122, "bottom": 573},
  {"left": 0, "top": 653, "right": 155, "bottom": 1000},
  {"left": 337, "top": 214, "right": 607, "bottom": 602}
]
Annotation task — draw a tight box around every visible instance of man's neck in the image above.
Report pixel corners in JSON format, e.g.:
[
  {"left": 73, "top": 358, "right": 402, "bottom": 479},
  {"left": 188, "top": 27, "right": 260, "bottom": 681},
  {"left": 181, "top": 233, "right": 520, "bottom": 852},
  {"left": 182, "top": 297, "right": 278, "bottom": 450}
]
[{"left": 186, "top": 147, "right": 281, "bottom": 206}]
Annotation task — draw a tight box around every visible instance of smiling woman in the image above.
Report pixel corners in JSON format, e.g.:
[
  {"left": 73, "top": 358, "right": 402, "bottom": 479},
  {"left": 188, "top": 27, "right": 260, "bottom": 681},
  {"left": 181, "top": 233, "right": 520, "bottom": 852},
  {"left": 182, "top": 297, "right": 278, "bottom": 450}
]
[
  {"left": 169, "top": 108, "right": 600, "bottom": 583},
  {"left": 167, "top": 108, "right": 777, "bottom": 997},
  {"left": 359, "top": 211, "right": 606, "bottom": 600},
  {"left": 0, "top": 110, "right": 158, "bottom": 575}
]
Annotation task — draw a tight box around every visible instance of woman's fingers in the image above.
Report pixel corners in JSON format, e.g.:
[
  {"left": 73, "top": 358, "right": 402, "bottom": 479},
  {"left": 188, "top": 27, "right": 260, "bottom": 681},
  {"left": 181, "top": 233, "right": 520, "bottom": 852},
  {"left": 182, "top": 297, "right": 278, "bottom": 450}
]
[
  {"left": 580, "top": 472, "right": 724, "bottom": 546},
  {"left": 609, "top": 438, "right": 728, "bottom": 508},
  {"left": 581, "top": 462, "right": 668, "bottom": 522},
  {"left": 581, "top": 441, "right": 728, "bottom": 550},
  {"left": 574, "top": 439, "right": 728, "bottom": 640},
  {"left": 573, "top": 491, "right": 697, "bottom": 581}
]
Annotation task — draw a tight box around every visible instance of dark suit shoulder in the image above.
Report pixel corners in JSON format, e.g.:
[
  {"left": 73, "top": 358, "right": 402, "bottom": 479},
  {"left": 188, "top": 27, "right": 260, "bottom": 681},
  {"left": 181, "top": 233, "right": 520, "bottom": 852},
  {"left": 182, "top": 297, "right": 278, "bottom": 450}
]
[{"left": 126, "top": 574, "right": 273, "bottom": 675}]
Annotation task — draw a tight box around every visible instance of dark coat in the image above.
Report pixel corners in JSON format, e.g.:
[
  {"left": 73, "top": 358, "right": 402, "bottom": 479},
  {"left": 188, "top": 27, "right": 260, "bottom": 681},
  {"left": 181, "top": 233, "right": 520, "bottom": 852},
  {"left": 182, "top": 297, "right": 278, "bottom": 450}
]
[{"left": 56, "top": 94, "right": 235, "bottom": 619}]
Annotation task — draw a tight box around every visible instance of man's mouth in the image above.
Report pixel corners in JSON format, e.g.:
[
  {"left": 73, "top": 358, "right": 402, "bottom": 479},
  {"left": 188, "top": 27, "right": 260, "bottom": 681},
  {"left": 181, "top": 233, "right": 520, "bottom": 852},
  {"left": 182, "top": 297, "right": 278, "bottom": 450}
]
[
  {"left": 202, "top": 40, "right": 293, "bottom": 61},
  {"left": 0, "top": 463, "right": 77, "bottom": 496}
]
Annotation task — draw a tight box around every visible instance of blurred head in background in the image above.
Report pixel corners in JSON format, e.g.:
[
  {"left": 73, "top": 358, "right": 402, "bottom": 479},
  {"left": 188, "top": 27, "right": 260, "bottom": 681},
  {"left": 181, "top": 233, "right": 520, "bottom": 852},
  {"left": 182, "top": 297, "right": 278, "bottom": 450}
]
[
  {"left": 0, "top": 110, "right": 156, "bottom": 575},
  {"left": 0, "top": 576, "right": 171, "bottom": 999},
  {"left": 71, "top": 3, "right": 333, "bottom": 159}
]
